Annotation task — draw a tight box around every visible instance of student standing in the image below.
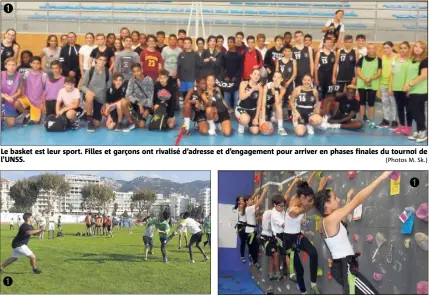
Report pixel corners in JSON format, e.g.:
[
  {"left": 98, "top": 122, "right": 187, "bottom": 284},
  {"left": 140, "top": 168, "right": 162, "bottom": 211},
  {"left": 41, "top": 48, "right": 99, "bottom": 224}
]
[
  {"left": 161, "top": 34, "right": 182, "bottom": 87},
  {"left": 264, "top": 36, "right": 284, "bottom": 82},
  {"left": 48, "top": 212, "right": 55, "bottom": 239},
  {"left": 333, "top": 35, "right": 358, "bottom": 93},
  {"left": 130, "top": 30, "right": 141, "bottom": 50},
  {"left": 356, "top": 44, "right": 382, "bottom": 126},
  {"left": 222, "top": 36, "right": 243, "bottom": 109},
  {"left": 378, "top": 41, "right": 398, "bottom": 129},
  {"left": 89, "top": 34, "right": 115, "bottom": 73},
  {"left": 79, "top": 33, "right": 97, "bottom": 78},
  {"left": 235, "top": 32, "right": 248, "bottom": 55},
  {"left": 41, "top": 35, "right": 61, "bottom": 73},
  {"left": 156, "top": 31, "right": 167, "bottom": 53},
  {"left": 389, "top": 42, "right": 412, "bottom": 135},
  {"left": 59, "top": 32, "right": 81, "bottom": 86},
  {"left": 177, "top": 37, "right": 201, "bottom": 99},
  {"left": 1, "top": 29, "right": 20, "bottom": 71},
  {"left": 322, "top": 10, "right": 345, "bottom": 48},
  {"left": 140, "top": 35, "right": 163, "bottom": 81},
  {"left": 17, "top": 51, "right": 33, "bottom": 76},
  {"left": 179, "top": 212, "right": 209, "bottom": 263},
  {"left": 277, "top": 45, "right": 297, "bottom": 117},
  {"left": 201, "top": 36, "right": 222, "bottom": 78},
  {"left": 0, "top": 213, "right": 44, "bottom": 274},
  {"left": 242, "top": 36, "right": 263, "bottom": 81},
  {"left": 256, "top": 33, "right": 268, "bottom": 60},
  {"left": 114, "top": 36, "right": 140, "bottom": 81},
  {"left": 404, "top": 41, "right": 428, "bottom": 142},
  {"left": 293, "top": 31, "right": 314, "bottom": 86},
  {"left": 143, "top": 217, "right": 156, "bottom": 260}
]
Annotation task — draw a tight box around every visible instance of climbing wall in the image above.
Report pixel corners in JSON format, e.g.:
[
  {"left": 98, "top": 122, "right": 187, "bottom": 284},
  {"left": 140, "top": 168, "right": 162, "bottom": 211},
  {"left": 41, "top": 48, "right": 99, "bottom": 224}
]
[{"left": 252, "top": 171, "right": 428, "bottom": 295}]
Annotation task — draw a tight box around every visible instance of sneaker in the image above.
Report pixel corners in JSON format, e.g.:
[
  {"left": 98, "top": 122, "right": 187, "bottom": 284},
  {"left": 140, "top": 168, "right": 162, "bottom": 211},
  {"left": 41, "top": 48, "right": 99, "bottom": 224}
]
[
  {"left": 416, "top": 131, "right": 428, "bottom": 143},
  {"left": 189, "top": 260, "right": 195, "bottom": 264},
  {"left": 269, "top": 274, "right": 276, "bottom": 280},
  {"left": 240, "top": 257, "right": 246, "bottom": 263},
  {"left": 254, "top": 262, "right": 262, "bottom": 272},
  {"left": 193, "top": 122, "right": 199, "bottom": 130},
  {"left": 28, "top": 120, "right": 35, "bottom": 125},
  {"left": 87, "top": 121, "right": 96, "bottom": 133},
  {"left": 184, "top": 129, "right": 191, "bottom": 137},
  {"left": 114, "top": 122, "right": 123, "bottom": 132},
  {"left": 390, "top": 121, "right": 399, "bottom": 130},
  {"left": 393, "top": 125, "right": 403, "bottom": 134},
  {"left": 208, "top": 129, "right": 217, "bottom": 136},
  {"left": 122, "top": 122, "right": 135, "bottom": 133},
  {"left": 163, "top": 258, "right": 168, "bottom": 263},
  {"left": 363, "top": 114, "right": 369, "bottom": 122},
  {"left": 289, "top": 273, "right": 297, "bottom": 283},
  {"left": 408, "top": 132, "right": 419, "bottom": 140},
  {"left": 203, "top": 241, "right": 208, "bottom": 247},
  {"left": 377, "top": 119, "right": 390, "bottom": 128},
  {"left": 318, "top": 120, "right": 329, "bottom": 130},
  {"left": 311, "top": 285, "right": 321, "bottom": 294},
  {"left": 278, "top": 128, "right": 288, "bottom": 136},
  {"left": 33, "top": 268, "right": 42, "bottom": 274},
  {"left": 22, "top": 114, "right": 30, "bottom": 126},
  {"left": 306, "top": 124, "right": 314, "bottom": 135},
  {"left": 144, "top": 257, "right": 148, "bottom": 261},
  {"left": 149, "top": 251, "right": 154, "bottom": 255},
  {"left": 69, "top": 119, "right": 80, "bottom": 130},
  {"left": 402, "top": 126, "right": 412, "bottom": 136}
]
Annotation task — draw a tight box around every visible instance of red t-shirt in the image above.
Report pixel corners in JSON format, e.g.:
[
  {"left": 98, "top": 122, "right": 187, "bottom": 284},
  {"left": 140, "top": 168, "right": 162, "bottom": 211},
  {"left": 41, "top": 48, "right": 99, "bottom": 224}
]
[
  {"left": 242, "top": 49, "right": 263, "bottom": 80},
  {"left": 140, "top": 49, "right": 163, "bottom": 79}
]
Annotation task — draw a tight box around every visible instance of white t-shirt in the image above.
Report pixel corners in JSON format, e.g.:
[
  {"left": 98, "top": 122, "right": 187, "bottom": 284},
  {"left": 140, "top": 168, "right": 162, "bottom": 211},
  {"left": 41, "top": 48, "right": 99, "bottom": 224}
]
[
  {"left": 245, "top": 205, "right": 257, "bottom": 233},
  {"left": 257, "top": 47, "right": 267, "bottom": 60},
  {"left": 48, "top": 216, "right": 55, "bottom": 223},
  {"left": 57, "top": 88, "right": 80, "bottom": 107},
  {"left": 324, "top": 19, "right": 345, "bottom": 33},
  {"left": 10, "top": 219, "right": 14, "bottom": 225},
  {"left": 261, "top": 210, "right": 272, "bottom": 237},
  {"left": 270, "top": 208, "right": 285, "bottom": 235},
  {"left": 79, "top": 45, "right": 97, "bottom": 71},
  {"left": 356, "top": 47, "right": 368, "bottom": 59},
  {"left": 182, "top": 217, "right": 201, "bottom": 234}
]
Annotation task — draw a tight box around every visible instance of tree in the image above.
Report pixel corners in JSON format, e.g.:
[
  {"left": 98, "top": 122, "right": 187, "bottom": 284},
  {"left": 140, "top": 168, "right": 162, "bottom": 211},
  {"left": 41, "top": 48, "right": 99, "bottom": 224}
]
[
  {"left": 79, "top": 202, "right": 86, "bottom": 213},
  {"left": 130, "top": 202, "right": 135, "bottom": 215},
  {"left": 67, "top": 203, "right": 74, "bottom": 214},
  {"left": 112, "top": 203, "right": 119, "bottom": 216},
  {"left": 131, "top": 189, "right": 157, "bottom": 217},
  {"left": 35, "top": 173, "right": 70, "bottom": 214},
  {"left": 9, "top": 179, "right": 39, "bottom": 212},
  {"left": 81, "top": 184, "right": 115, "bottom": 214}
]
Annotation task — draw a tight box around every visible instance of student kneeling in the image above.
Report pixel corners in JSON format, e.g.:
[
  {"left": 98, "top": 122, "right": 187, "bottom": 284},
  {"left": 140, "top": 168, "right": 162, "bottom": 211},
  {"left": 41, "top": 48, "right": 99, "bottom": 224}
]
[
  {"left": 45, "top": 77, "right": 81, "bottom": 132},
  {"left": 149, "top": 69, "right": 176, "bottom": 131}
]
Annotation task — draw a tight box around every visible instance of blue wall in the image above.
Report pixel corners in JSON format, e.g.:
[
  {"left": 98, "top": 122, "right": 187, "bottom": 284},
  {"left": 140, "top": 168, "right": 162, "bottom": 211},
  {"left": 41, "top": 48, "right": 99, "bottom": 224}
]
[{"left": 218, "top": 171, "right": 254, "bottom": 273}]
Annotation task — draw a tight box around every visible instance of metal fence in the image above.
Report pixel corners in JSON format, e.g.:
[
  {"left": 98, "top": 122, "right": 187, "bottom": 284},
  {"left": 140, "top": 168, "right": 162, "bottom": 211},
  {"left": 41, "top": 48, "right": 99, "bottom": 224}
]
[{"left": 1, "top": 1, "right": 428, "bottom": 42}]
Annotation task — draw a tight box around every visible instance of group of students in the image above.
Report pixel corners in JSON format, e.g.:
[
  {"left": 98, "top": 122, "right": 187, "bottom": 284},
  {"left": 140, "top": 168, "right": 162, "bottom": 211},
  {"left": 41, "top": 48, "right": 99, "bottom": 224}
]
[
  {"left": 142, "top": 212, "right": 211, "bottom": 263},
  {"left": 235, "top": 171, "right": 393, "bottom": 294},
  {"left": 1, "top": 14, "right": 427, "bottom": 141},
  {"left": 84, "top": 213, "right": 114, "bottom": 237}
]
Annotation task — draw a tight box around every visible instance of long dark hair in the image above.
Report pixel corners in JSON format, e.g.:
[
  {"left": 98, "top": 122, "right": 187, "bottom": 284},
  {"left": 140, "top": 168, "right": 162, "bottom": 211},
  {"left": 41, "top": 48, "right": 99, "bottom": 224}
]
[
  {"left": 234, "top": 196, "right": 246, "bottom": 215},
  {"left": 296, "top": 181, "right": 314, "bottom": 198},
  {"left": 46, "top": 34, "right": 58, "bottom": 48}
]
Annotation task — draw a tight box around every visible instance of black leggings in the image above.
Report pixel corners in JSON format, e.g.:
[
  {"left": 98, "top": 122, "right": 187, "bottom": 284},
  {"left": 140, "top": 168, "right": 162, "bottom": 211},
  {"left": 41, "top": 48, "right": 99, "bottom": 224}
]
[
  {"left": 238, "top": 229, "right": 247, "bottom": 258},
  {"left": 393, "top": 91, "right": 412, "bottom": 127},
  {"left": 408, "top": 93, "right": 427, "bottom": 132},
  {"left": 358, "top": 89, "right": 376, "bottom": 107},
  {"left": 189, "top": 232, "right": 206, "bottom": 260},
  {"left": 160, "top": 237, "right": 167, "bottom": 259},
  {"left": 205, "top": 233, "right": 211, "bottom": 245},
  {"left": 247, "top": 231, "right": 260, "bottom": 264},
  {"left": 284, "top": 233, "right": 318, "bottom": 293},
  {"left": 332, "top": 258, "right": 379, "bottom": 294}
]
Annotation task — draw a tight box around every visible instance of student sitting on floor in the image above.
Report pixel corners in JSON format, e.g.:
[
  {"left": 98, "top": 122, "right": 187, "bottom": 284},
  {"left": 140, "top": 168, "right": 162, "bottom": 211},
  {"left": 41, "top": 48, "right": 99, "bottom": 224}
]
[
  {"left": 1, "top": 57, "right": 24, "bottom": 128},
  {"left": 15, "top": 56, "right": 47, "bottom": 126},
  {"left": 121, "top": 64, "right": 154, "bottom": 132},
  {"left": 103, "top": 72, "right": 128, "bottom": 131}
]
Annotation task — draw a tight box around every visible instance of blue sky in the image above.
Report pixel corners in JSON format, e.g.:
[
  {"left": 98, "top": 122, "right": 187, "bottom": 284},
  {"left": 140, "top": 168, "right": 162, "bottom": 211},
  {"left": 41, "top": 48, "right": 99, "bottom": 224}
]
[{"left": 1, "top": 171, "right": 210, "bottom": 183}]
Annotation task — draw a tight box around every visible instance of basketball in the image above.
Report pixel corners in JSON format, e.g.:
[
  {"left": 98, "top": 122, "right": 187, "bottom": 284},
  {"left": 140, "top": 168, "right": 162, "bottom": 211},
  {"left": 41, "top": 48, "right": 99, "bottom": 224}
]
[{"left": 260, "top": 122, "right": 274, "bottom": 135}]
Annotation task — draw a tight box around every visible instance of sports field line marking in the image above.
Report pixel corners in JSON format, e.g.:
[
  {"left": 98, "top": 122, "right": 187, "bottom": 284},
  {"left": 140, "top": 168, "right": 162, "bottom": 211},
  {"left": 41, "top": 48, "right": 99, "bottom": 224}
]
[{"left": 261, "top": 171, "right": 308, "bottom": 188}]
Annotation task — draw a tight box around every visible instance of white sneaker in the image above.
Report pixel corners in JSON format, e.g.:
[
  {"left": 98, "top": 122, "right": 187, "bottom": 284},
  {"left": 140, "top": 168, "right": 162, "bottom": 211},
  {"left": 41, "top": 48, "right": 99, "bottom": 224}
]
[
  {"left": 306, "top": 124, "right": 314, "bottom": 135},
  {"left": 408, "top": 132, "right": 419, "bottom": 140},
  {"left": 208, "top": 129, "right": 217, "bottom": 136},
  {"left": 319, "top": 120, "right": 329, "bottom": 130},
  {"left": 416, "top": 131, "right": 428, "bottom": 143},
  {"left": 238, "top": 124, "right": 245, "bottom": 134},
  {"left": 189, "top": 260, "right": 195, "bottom": 264},
  {"left": 278, "top": 128, "right": 288, "bottom": 136}
]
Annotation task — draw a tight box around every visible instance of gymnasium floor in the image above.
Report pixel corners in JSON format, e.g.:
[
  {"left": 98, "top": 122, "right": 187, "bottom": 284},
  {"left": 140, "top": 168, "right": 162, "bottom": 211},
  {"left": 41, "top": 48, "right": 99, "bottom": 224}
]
[{"left": 1, "top": 103, "right": 425, "bottom": 146}]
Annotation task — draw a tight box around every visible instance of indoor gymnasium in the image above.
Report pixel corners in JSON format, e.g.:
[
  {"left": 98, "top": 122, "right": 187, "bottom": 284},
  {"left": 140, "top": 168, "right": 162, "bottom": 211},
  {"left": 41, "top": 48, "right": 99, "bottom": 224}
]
[{"left": 1, "top": 2, "right": 427, "bottom": 146}]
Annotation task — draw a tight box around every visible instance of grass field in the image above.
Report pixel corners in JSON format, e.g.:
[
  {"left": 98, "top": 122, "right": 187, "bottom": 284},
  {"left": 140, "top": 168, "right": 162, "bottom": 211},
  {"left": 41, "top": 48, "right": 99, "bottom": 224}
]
[{"left": 0, "top": 224, "right": 211, "bottom": 294}]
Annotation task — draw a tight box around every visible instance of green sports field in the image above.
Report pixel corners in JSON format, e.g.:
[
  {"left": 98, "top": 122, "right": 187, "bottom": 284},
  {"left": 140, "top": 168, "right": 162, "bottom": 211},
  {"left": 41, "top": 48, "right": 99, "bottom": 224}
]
[{"left": 0, "top": 224, "right": 211, "bottom": 294}]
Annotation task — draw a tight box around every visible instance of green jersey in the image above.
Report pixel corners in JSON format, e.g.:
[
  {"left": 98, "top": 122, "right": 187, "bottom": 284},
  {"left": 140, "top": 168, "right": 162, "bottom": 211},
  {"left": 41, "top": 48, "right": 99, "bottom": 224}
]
[
  {"left": 357, "top": 56, "right": 381, "bottom": 91},
  {"left": 406, "top": 58, "right": 428, "bottom": 94},
  {"left": 391, "top": 56, "right": 410, "bottom": 92},
  {"left": 156, "top": 220, "right": 170, "bottom": 239},
  {"left": 204, "top": 219, "right": 211, "bottom": 234}
]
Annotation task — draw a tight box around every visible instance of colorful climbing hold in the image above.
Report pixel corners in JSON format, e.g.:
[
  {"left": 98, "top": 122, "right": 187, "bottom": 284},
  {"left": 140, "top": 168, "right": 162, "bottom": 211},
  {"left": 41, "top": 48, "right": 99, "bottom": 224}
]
[
  {"left": 414, "top": 232, "right": 428, "bottom": 252},
  {"left": 348, "top": 171, "right": 357, "bottom": 179},
  {"left": 317, "top": 267, "right": 323, "bottom": 277},
  {"left": 278, "top": 184, "right": 283, "bottom": 192},
  {"left": 327, "top": 175, "right": 333, "bottom": 181},
  {"left": 366, "top": 234, "right": 374, "bottom": 243},
  {"left": 263, "top": 172, "right": 267, "bottom": 176},
  {"left": 373, "top": 272, "right": 383, "bottom": 281},
  {"left": 352, "top": 234, "right": 359, "bottom": 243},
  {"left": 280, "top": 171, "right": 284, "bottom": 175},
  {"left": 390, "top": 171, "right": 400, "bottom": 180},
  {"left": 317, "top": 171, "right": 323, "bottom": 179},
  {"left": 404, "top": 238, "right": 411, "bottom": 248},
  {"left": 326, "top": 186, "right": 333, "bottom": 191},
  {"left": 327, "top": 272, "right": 333, "bottom": 280},
  {"left": 416, "top": 281, "right": 428, "bottom": 295},
  {"left": 416, "top": 203, "right": 428, "bottom": 222}
]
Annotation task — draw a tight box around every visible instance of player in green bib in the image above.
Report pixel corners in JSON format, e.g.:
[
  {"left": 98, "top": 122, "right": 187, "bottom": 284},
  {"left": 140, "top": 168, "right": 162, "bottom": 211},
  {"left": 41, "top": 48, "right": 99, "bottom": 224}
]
[
  {"left": 356, "top": 44, "right": 382, "bottom": 128},
  {"left": 389, "top": 41, "right": 412, "bottom": 136},
  {"left": 155, "top": 211, "right": 171, "bottom": 263},
  {"left": 203, "top": 215, "right": 211, "bottom": 247},
  {"left": 378, "top": 41, "right": 398, "bottom": 129},
  {"left": 403, "top": 41, "right": 428, "bottom": 142}
]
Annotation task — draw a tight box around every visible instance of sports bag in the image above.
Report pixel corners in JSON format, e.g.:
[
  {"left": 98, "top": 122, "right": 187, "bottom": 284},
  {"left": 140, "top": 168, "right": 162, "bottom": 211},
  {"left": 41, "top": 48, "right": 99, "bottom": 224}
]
[
  {"left": 44, "top": 114, "right": 67, "bottom": 132},
  {"left": 148, "top": 104, "right": 168, "bottom": 131}
]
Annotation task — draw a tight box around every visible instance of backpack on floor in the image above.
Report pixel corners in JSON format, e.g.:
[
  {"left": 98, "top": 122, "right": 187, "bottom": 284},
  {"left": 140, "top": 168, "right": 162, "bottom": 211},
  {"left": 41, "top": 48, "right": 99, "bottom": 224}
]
[
  {"left": 44, "top": 114, "right": 68, "bottom": 132},
  {"left": 148, "top": 105, "right": 168, "bottom": 131}
]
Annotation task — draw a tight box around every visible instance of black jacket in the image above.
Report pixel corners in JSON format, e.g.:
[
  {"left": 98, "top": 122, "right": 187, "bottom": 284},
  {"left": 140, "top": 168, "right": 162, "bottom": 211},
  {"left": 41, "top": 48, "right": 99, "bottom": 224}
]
[{"left": 59, "top": 44, "right": 81, "bottom": 77}]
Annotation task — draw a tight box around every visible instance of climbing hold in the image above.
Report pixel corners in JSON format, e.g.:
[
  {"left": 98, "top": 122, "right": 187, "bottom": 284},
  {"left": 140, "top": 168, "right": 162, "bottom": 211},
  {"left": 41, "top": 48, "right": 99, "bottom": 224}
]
[
  {"left": 348, "top": 171, "right": 357, "bottom": 179},
  {"left": 254, "top": 173, "right": 261, "bottom": 185},
  {"left": 262, "top": 279, "right": 265, "bottom": 283},
  {"left": 278, "top": 184, "right": 283, "bottom": 192},
  {"left": 316, "top": 171, "right": 323, "bottom": 179},
  {"left": 327, "top": 272, "right": 333, "bottom": 280},
  {"left": 390, "top": 171, "right": 400, "bottom": 180},
  {"left": 416, "top": 203, "right": 428, "bottom": 222},
  {"left": 277, "top": 287, "right": 281, "bottom": 293},
  {"left": 280, "top": 171, "right": 284, "bottom": 175},
  {"left": 352, "top": 234, "right": 359, "bottom": 243},
  {"left": 414, "top": 232, "right": 428, "bottom": 252},
  {"left": 286, "top": 284, "right": 290, "bottom": 290},
  {"left": 302, "top": 252, "right": 307, "bottom": 263},
  {"left": 327, "top": 175, "right": 333, "bottom": 181},
  {"left": 366, "top": 234, "right": 374, "bottom": 243},
  {"left": 326, "top": 186, "right": 333, "bottom": 191},
  {"left": 404, "top": 238, "right": 411, "bottom": 248},
  {"left": 417, "top": 281, "right": 428, "bottom": 295},
  {"left": 317, "top": 267, "right": 323, "bottom": 276},
  {"left": 263, "top": 172, "right": 267, "bottom": 177},
  {"left": 373, "top": 272, "right": 383, "bottom": 281}
]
